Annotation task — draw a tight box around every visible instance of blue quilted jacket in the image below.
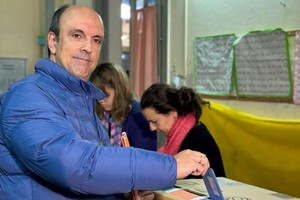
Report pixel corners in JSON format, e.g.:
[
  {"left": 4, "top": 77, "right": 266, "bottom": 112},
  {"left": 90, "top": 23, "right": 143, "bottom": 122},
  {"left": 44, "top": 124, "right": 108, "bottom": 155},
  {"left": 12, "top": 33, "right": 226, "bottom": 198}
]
[{"left": 0, "top": 58, "right": 176, "bottom": 200}]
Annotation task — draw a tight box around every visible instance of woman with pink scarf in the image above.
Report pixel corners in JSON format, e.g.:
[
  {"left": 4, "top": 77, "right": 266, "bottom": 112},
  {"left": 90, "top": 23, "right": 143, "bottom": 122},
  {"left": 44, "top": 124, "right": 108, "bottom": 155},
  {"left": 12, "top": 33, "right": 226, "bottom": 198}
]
[{"left": 141, "top": 83, "right": 225, "bottom": 178}]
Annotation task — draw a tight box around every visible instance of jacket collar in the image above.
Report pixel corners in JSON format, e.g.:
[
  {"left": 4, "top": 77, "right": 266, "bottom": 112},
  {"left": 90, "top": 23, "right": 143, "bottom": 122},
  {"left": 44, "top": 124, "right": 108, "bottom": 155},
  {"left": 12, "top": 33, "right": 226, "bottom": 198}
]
[{"left": 35, "top": 58, "right": 105, "bottom": 100}]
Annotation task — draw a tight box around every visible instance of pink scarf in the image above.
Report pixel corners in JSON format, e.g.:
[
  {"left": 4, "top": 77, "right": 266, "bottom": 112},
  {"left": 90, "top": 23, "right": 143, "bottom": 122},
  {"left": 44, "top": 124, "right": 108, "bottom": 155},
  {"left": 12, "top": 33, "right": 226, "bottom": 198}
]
[{"left": 158, "top": 113, "right": 196, "bottom": 155}]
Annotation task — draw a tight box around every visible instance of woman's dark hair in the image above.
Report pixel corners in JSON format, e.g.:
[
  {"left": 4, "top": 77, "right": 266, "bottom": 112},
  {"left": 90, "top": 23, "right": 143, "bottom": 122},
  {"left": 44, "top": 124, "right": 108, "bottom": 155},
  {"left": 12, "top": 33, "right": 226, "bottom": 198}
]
[
  {"left": 47, "top": 4, "right": 70, "bottom": 57},
  {"left": 141, "top": 83, "right": 210, "bottom": 120}
]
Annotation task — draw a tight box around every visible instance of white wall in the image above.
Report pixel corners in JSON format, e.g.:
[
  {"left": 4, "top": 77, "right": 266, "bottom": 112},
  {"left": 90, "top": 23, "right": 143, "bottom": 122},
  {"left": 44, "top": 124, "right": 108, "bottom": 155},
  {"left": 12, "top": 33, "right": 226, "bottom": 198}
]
[{"left": 168, "top": 0, "right": 300, "bottom": 119}]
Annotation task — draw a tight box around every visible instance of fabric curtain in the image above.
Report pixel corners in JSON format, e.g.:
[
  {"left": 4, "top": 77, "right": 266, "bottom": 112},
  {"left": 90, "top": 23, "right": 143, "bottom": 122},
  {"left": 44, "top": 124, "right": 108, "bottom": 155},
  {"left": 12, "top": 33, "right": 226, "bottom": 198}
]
[
  {"left": 129, "top": 6, "right": 157, "bottom": 98},
  {"left": 201, "top": 101, "right": 300, "bottom": 198}
]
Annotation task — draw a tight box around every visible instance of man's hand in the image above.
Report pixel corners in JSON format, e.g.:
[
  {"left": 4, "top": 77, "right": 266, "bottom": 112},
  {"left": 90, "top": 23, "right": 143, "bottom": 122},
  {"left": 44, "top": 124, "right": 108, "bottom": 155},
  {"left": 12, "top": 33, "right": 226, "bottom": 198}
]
[{"left": 174, "top": 149, "right": 210, "bottom": 179}]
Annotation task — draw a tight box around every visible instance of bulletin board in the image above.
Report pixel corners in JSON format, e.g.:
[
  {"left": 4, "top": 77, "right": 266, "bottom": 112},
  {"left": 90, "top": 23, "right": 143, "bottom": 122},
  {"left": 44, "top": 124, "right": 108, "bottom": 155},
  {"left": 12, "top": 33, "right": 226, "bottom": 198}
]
[
  {"left": 0, "top": 58, "right": 27, "bottom": 94},
  {"left": 233, "top": 29, "right": 292, "bottom": 98},
  {"left": 194, "top": 34, "right": 236, "bottom": 95}
]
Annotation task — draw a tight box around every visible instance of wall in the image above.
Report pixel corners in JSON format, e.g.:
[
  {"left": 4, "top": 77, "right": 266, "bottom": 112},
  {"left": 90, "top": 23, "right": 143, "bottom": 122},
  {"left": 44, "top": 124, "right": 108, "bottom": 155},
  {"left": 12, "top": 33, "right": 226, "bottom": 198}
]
[
  {"left": 1, "top": 1, "right": 299, "bottom": 117},
  {"left": 167, "top": 1, "right": 300, "bottom": 196},
  {"left": 0, "top": 0, "right": 44, "bottom": 74},
  {"left": 168, "top": 0, "right": 300, "bottom": 119},
  {"left": 168, "top": 0, "right": 186, "bottom": 83}
]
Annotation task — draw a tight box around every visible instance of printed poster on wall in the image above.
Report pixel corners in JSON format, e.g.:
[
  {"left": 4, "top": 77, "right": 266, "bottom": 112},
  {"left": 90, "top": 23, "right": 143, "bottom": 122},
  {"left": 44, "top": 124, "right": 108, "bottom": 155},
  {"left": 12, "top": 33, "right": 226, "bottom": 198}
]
[
  {"left": 234, "top": 29, "right": 292, "bottom": 98},
  {"left": 0, "top": 58, "right": 27, "bottom": 94},
  {"left": 293, "top": 31, "right": 300, "bottom": 104},
  {"left": 194, "top": 34, "right": 236, "bottom": 96}
]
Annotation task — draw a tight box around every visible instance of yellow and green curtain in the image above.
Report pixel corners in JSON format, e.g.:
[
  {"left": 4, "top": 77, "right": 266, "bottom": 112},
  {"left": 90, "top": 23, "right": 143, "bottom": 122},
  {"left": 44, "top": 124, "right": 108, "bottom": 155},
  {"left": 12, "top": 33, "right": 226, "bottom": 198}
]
[{"left": 201, "top": 101, "right": 300, "bottom": 198}]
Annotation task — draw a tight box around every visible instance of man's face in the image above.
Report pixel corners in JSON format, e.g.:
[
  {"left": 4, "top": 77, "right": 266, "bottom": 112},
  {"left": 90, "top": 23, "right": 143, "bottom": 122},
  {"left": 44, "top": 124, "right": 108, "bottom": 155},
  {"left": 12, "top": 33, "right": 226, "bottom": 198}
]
[{"left": 48, "top": 6, "right": 104, "bottom": 81}]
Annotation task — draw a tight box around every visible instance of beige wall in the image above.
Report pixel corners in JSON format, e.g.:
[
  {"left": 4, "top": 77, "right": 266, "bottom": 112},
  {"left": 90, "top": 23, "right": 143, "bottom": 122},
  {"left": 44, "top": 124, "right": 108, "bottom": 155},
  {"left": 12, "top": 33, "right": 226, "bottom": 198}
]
[
  {"left": 168, "top": 0, "right": 300, "bottom": 119},
  {"left": 0, "top": 0, "right": 44, "bottom": 74},
  {"left": 0, "top": 0, "right": 93, "bottom": 74},
  {"left": 2, "top": 0, "right": 300, "bottom": 119},
  {"left": 168, "top": 0, "right": 186, "bottom": 82}
]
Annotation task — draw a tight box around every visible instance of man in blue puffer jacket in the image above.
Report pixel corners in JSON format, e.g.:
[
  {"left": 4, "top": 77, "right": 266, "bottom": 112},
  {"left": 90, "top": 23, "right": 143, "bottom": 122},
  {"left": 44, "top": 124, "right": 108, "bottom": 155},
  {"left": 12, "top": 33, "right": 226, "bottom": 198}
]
[{"left": 0, "top": 4, "right": 209, "bottom": 200}]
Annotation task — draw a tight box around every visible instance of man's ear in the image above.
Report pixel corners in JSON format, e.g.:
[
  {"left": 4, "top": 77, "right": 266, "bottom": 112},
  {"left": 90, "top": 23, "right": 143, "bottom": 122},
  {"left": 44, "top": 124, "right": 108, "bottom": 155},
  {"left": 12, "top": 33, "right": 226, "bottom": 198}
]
[{"left": 48, "top": 32, "right": 57, "bottom": 55}]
